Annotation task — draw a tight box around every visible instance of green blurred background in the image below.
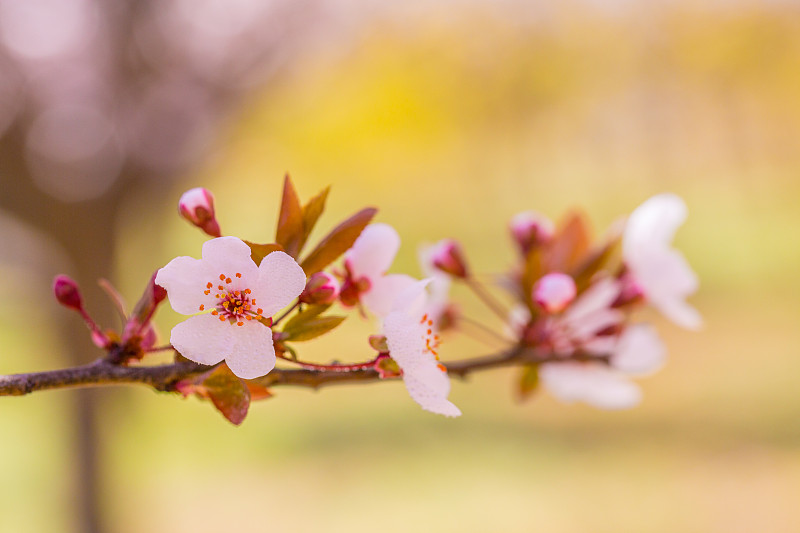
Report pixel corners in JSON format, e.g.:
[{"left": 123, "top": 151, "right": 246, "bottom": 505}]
[{"left": 1, "top": 2, "right": 799, "bottom": 532}]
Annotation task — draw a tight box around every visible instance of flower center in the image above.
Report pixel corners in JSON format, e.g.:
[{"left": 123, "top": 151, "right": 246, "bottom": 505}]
[
  {"left": 199, "top": 272, "right": 265, "bottom": 327},
  {"left": 420, "top": 313, "right": 447, "bottom": 372}
]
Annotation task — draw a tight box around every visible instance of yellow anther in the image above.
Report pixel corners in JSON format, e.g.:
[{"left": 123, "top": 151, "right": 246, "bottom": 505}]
[{"left": 235, "top": 273, "right": 242, "bottom": 278}]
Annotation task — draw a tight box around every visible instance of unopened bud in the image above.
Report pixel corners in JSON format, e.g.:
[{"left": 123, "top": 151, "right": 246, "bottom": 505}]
[
  {"left": 178, "top": 187, "right": 221, "bottom": 238},
  {"left": 300, "top": 272, "right": 340, "bottom": 305},
  {"left": 369, "top": 334, "right": 389, "bottom": 353},
  {"left": 430, "top": 239, "right": 469, "bottom": 278},
  {"left": 53, "top": 275, "right": 83, "bottom": 311},
  {"left": 510, "top": 211, "right": 554, "bottom": 254},
  {"left": 533, "top": 272, "right": 576, "bottom": 313}
]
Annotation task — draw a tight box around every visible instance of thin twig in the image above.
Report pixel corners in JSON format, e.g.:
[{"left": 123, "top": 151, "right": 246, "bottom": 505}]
[{"left": 0, "top": 344, "right": 605, "bottom": 397}]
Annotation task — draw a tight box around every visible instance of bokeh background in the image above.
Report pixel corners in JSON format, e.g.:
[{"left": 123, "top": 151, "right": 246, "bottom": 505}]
[{"left": 1, "top": 1, "right": 799, "bottom": 532}]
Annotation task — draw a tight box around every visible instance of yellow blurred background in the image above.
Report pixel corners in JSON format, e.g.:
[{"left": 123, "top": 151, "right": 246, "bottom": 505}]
[{"left": 1, "top": 2, "right": 799, "bottom": 532}]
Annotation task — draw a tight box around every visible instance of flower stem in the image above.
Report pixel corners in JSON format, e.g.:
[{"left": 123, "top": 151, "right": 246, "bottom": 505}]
[
  {"left": 458, "top": 315, "right": 513, "bottom": 345},
  {"left": 276, "top": 353, "right": 378, "bottom": 372},
  {"left": 272, "top": 301, "right": 300, "bottom": 326},
  {"left": 465, "top": 278, "right": 509, "bottom": 320}
]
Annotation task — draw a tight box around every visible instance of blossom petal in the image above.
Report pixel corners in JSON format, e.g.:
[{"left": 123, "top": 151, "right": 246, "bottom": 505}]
[
  {"left": 156, "top": 256, "right": 217, "bottom": 315},
  {"left": 403, "top": 362, "right": 461, "bottom": 417},
  {"left": 225, "top": 321, "right": 277, "bottom": 379},
  {"left": 363, "top": 273, "right": 417, "bottom": 318},
  {"left": 611, "top": 325, "right": 666, "bottom": 375},
  {"left": 170, "top": 313, "right": 231, "bottom": 366},
  {"left": 201, "top": 236, "right": 258, "bottom": 283},
  {"left": 563, "top": 277, "right": 621, "bottom": 324},
  {"left": 540, "top": 362, "right": 641, "bottom": 409},
  {"left": 345, "top": 223, "right": 400, "bottom": 279},
  {"left": 383, "top": 308, "right": 426, "bottom": 371},
  {"left": 623, "top": 193, "right": 687, "bottom": 252},
  {"left": 252, "top": 251, "right": 307, "bottom": 318}
]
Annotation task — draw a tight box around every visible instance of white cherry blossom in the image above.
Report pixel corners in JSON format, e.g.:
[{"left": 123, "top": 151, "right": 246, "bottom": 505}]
[
  {"left": 623, "top": 194, "right": 702, "bottom": 330},
  {"left": 382, "top": 280, "right": 461, "bottom": 417},
  {"left": 155, "top": 236, "right": 306, "bottom": 379},
  {"left": 539, "top": 324, "right": 666, "bottom": 410},
  {"left": 341, "top": 223, "right": 415, "bottom": 317}
]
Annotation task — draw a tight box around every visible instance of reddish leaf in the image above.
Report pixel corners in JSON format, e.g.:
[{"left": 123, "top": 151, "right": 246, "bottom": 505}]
[
  {"left": 244, "top": 241, "right": 284, "bottom": 266},
  {"left": 298, "top": 186, "right": 330, "bottom": 255},
  {"left": 300, "top": 207, "right": 377, "bottom": 276},
  {"left": 275, "top": 175, "right": 304, "bottom": 257},
  {"left": 517, "top": 364, "right": 540, "bottom": 402},
  {"left": 543, "top": 211, "right": 592, "bottom": 273},
  {"left": 245, "top": 382, "right": 274, "bottom": 402},
  {"left": 202, "top": 365, "right": 251, "bottom": 425}
]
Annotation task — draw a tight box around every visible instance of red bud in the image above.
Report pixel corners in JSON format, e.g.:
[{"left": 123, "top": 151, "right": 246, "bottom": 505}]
[{"left": 53, "top": 275, "right": 83, "bottom": 311}]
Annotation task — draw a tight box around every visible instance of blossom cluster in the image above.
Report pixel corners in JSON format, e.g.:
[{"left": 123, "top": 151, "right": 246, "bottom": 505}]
[{"left": 54, "top": 179, "right": 699, "bottom": 424}]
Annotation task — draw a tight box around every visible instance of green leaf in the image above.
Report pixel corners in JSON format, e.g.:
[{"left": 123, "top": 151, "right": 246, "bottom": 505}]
[
  {"left": 298, "top": 186, "right": 330, "bottom": 255},
  {"left": 283, "top": 315, "right": 347, "bottom": 342},
  {"left": 300, "top": 207, "right": 377, "bottom": 276},
  {"left": 283, "top": 304, "right": 332, "bottom": 331},
  {"left": 244, "top": 241, "right": 284, "bottom": 266},
  {"left": 517, "top": 364, "right": 540, "bottom": 402},
  {"left": 202, "top": 365, "right": 251, "bottom": 426},
  {"left": 275, "top": 174, "right": 304, "bottom": 258}
]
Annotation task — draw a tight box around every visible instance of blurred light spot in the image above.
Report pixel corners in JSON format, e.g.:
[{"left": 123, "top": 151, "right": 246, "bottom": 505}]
[
  {"left": 26, "top": 104, "right": 122, "bottom": 202},
  {"left": 0, "top": 56, "right": 23, "bottom": 136},
  {"left": 0, "top": 0, "right": 96, "bottom": 61},
  {"left": 123, "top": 82, "right": 215, "bottom": 173}
]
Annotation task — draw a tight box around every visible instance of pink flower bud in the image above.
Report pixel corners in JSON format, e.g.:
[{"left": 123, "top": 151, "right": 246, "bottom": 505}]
[
  {"left": 178, "top": 187, "right": 221, "bottom": 238},
  {"left": 300, "top": 272, "right": 340, "bottom": 305},
  {"left": 510, "top": 211, "right": 554, "bottom": 254},
  {"left": 53, "top": 275, "right": 83, "bottom": 311},
  {"left": 613, "top": 273, "right": 645, "bottom": 308},
  {"left": 431, "top": 239, "right": 469, "bottom": 278},
  {"left": 533, "top": 272, "right": 576, "bottom": 313}
]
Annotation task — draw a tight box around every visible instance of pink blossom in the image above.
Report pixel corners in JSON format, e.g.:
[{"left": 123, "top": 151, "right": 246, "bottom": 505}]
[
  {"left": 623, "top": 194, "right": 702, "bottom": 330},
  {"left": 533, "top": 272, "right": 577, "bottom": 314},
  {"left": 382, "top": 280, "right": 461, "bottom": 417},
  {"left": 340, "top": 223, "right": 416, "bottom": 317},
  {"left": 155, "top": 237, "right": 306, "bottom": 379},
  {"left": 539, "top": 324, "right": 665, "bottom": 409}
]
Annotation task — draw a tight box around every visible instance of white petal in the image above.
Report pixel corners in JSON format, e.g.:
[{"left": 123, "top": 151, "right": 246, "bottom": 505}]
[
  {"left": 170, "top": 313, "right": 231, "bottom": 366},
  {"left": 201, "top": 236, "right": 258, "bottom": 283},
  {"left": 540, "top": 362, "right": 641, "bottom": 409},
  {"left": 344, "top": 223, "right": 400, "bottom": 279},
  {"left": 156, "top": 256, "right": 217, "bottom": 315},
  {"left": 623, "top": 193, "right": 687, "bottom": 253},
  {"left": 225, "top": 321, "right": 277, "bottom": 379},
  {"left": 252, "top": 251, "right": 307, "bottom": 318},
  {"left": 653, "top": 294, "right": 703, "bottom": 331},
  {"left": 383, "top": 309, "right": 427, "bottom": 371},
  {"left": 629, "top": 246, "right": 701, "bottom": 330},
  {"left": 403, "top": 362, "right": 461, "bottom": 417},
  {"left": 363, "top": 273, "right": 417, "bottom": 318},
  {"left": 563, "top": 277, "right": 621, "bottom": 325},
  {"left": 567, "top": 308, "right": 624, "bottom": 341},
  {"left": 611, "top": 325, "right": 666, "bottom": 375}
]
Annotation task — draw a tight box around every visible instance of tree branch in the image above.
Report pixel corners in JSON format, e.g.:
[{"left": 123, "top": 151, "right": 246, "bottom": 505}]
[{"left": 0, "top": 345, "right": 606, "bottom": 397}]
